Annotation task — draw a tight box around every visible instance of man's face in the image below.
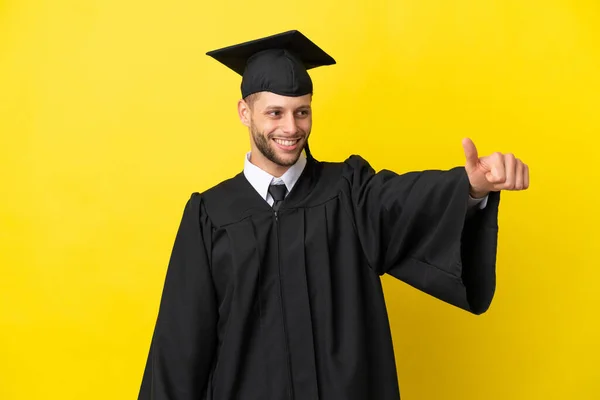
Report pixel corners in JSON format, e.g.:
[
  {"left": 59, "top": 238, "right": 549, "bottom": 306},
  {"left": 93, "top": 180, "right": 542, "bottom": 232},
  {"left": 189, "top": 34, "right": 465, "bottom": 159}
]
[{"left": 244, "top": 92, "right": 312, "bottom": 168}]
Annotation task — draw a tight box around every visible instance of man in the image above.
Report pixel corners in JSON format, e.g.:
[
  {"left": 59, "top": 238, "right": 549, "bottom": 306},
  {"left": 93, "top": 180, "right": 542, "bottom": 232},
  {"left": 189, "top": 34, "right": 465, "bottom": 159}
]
[{"left": 138, "top": 30, "right": 529, "bottom": 400}]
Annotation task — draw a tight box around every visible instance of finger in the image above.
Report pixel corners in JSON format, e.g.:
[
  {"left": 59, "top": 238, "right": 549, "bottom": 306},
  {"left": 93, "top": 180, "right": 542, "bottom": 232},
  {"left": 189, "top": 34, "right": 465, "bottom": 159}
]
[
  {"left": 462, "top": 138, "right": 479, "bottom": 169},
  {"left": 486, "top": 152, "right": 506, "bottom": 183},
  {"left": 504, "top": 153, "right": 516, "bottom": 189},
  {"left": 524, "top": 164, "right": 529, "bottom": 189},
  {"left": 515, "top": 159, "right": 524, "bottom": 190}
]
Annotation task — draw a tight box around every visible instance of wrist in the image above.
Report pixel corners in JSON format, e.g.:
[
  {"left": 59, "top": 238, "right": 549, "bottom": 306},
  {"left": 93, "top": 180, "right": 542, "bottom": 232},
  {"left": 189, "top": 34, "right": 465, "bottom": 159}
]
[{"left": 469, "top": 187, "right": 489, "bottom": 199}]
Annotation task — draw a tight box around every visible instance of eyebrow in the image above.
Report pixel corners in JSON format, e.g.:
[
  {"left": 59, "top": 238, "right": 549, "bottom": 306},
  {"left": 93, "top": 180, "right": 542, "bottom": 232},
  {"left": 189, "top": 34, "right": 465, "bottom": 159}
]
[{"left": 264, "top": 105, "right": 311, "bottom": 111}]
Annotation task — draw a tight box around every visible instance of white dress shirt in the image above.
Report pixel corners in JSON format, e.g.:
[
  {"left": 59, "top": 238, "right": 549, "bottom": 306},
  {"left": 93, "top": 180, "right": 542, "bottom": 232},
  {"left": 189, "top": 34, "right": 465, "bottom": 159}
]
[
  {"left": 243, "top": 152, "right": 487, "bottom": 209},
  {"left": 243, "top": 152, "right": 307, "bottom": 207}
]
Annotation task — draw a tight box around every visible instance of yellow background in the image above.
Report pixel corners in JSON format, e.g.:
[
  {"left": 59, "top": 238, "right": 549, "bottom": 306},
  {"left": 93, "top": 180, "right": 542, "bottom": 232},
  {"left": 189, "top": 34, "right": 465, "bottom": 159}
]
[{"left": 1, "top": 0, "right": 599, "bottom": 399}]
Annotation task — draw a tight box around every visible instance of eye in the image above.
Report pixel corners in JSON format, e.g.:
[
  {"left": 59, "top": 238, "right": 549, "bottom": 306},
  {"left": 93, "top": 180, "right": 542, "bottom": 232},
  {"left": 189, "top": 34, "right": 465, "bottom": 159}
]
[{"left": 267, "top": 110, "right": 281, "bottom": 117}]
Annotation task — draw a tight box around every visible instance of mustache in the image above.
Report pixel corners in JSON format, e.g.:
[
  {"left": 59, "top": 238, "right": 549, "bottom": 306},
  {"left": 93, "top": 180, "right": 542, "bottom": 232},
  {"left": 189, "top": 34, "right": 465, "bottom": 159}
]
[{"left": 267, "top": 132, "right": 307, "bottom": 140}]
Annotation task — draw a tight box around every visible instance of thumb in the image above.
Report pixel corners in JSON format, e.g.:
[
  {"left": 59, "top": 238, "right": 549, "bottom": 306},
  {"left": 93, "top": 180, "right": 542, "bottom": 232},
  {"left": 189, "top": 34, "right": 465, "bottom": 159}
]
[{"left": 462, "top": 137, "right": 479, "bottom": 169}]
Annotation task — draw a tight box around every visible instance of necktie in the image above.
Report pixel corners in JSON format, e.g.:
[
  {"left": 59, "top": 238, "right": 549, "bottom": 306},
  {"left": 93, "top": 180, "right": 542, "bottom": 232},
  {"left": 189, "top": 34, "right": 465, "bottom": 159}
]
[{"left": 268, "top": 184, "right": 287, "bottom": 212}]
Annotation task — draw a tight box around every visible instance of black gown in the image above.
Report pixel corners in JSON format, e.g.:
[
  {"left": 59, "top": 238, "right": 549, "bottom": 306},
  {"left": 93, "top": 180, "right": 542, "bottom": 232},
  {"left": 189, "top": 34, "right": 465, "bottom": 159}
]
[{"left": 138, "top": 155, "right": 500, "bottom": 400}]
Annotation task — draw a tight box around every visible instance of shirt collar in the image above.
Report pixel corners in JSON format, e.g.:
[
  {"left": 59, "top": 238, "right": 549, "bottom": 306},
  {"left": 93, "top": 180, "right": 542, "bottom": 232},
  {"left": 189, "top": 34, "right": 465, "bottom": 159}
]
[{"left": 243, "top": 151, "right": 307, "bottom": 202}]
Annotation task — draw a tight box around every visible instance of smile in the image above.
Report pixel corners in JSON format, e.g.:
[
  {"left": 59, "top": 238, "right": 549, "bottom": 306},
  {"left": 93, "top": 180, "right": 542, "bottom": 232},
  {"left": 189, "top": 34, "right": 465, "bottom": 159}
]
[{"left": 273, "top": 138, "right": 301, "bottom": 146}]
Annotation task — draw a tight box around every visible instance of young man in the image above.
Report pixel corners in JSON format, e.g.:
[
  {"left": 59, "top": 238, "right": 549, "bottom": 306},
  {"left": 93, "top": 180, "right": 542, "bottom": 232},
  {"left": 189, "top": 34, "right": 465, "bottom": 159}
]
[{"left": 138, "top": 30, "right": 529, "bottom": 400}]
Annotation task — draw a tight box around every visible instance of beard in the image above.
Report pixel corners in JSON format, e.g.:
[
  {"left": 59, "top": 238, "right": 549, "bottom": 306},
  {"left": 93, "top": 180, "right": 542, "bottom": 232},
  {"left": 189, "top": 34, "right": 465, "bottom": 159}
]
[{"left": 251, "top": 120, "right": 308, "bottom": 167}]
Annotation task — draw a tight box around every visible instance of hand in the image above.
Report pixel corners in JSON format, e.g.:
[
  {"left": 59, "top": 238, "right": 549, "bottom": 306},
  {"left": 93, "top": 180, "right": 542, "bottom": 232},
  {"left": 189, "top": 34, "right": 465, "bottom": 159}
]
[{"left": 462, "top": 138, "right": 530, "bottom": 198}]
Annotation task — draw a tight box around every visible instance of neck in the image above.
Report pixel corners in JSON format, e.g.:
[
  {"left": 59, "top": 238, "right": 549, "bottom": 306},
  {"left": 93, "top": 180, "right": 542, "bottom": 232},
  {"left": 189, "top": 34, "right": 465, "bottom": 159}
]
[{"left": 249, "top": 151, "right": 292, "bottom": 178}]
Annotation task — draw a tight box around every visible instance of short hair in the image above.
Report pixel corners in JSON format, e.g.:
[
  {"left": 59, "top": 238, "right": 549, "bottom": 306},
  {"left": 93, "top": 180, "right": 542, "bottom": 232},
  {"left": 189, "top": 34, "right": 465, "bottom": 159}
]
[{"left": 243, "top": 92, "right": 261, "bottom": 110}]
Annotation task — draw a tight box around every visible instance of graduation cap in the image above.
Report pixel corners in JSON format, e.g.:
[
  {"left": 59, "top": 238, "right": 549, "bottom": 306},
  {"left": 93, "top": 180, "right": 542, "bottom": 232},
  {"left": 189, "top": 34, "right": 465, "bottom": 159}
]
[{"left": 206, "top": 30, "right": 336, "bottom": 99}]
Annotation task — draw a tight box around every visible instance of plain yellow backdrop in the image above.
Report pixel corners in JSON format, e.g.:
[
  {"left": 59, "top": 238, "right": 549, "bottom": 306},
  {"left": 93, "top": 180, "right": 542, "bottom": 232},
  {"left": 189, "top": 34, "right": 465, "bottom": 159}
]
[{"left": 1, "top": 0, "right": 599, "bottom": 399}]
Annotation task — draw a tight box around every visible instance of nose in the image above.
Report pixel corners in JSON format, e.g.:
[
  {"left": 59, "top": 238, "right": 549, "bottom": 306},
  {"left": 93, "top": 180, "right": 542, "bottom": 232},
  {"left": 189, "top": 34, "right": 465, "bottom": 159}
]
[{"left": 280, "top": 112, "right": 298, "bottom": 135}]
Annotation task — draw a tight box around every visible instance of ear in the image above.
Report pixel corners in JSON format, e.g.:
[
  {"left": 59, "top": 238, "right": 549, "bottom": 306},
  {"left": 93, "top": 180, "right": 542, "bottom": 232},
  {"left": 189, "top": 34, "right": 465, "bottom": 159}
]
[{"left": 238, "top": 99, "right": 251, "bottom": 128}]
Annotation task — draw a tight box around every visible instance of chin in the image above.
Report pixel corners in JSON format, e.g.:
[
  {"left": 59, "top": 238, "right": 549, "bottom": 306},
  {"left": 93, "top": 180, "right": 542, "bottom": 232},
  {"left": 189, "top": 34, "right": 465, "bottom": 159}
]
[{"left": 272, "top": 150, "right": 302, "bottom": 167}]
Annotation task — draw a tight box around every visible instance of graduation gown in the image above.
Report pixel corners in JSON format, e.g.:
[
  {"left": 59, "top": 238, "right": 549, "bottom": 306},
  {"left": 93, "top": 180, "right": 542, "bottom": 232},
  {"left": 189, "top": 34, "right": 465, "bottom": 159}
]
[{"left": 138, "top": 155, "right": 500, "bottom": 400}]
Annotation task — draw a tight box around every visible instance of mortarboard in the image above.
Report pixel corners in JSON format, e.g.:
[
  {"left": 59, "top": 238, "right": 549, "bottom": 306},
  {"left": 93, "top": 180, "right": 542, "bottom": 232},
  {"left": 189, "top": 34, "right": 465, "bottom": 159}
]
[{"left": 206, "top": 30, "right": 336, "bottom": 99}]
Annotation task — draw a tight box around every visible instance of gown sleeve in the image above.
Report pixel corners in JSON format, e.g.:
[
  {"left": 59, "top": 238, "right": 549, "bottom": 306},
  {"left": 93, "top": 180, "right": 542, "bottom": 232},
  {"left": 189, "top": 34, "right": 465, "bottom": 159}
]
[
  {"left": 344, "top": 155, "right": 500, "bottom": 315},
  {"left": 138, "top": 193, "right": 218, "bottom": 399}
]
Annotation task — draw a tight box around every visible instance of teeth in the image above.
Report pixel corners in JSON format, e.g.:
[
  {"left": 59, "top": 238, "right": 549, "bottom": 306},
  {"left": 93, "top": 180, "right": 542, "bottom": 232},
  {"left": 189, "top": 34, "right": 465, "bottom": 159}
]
[{"left": 274, "top": 139, "right": 298, "bottom": 146}]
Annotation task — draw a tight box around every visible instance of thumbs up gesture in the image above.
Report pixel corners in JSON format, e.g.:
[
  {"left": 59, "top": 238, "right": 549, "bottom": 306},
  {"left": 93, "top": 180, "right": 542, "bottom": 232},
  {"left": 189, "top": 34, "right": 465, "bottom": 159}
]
[{"left": 462, "top": 138, "right": 530, "bottom": 199}]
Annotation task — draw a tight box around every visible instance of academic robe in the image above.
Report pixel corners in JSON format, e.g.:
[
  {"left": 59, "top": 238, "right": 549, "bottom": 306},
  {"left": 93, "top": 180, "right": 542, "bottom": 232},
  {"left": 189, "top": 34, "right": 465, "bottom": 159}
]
[{"left": 138, "top": 154, "right": 500, "bottom": 400}]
